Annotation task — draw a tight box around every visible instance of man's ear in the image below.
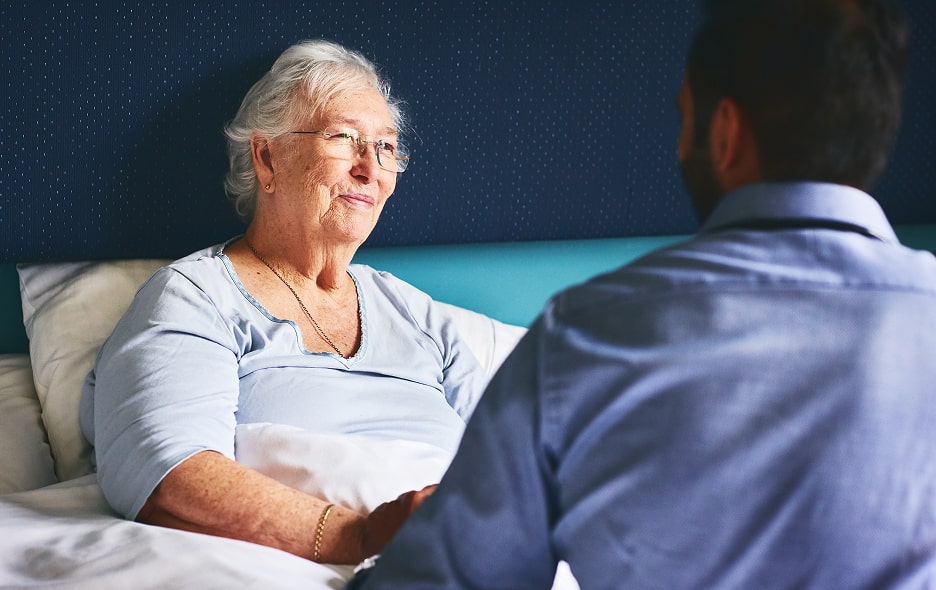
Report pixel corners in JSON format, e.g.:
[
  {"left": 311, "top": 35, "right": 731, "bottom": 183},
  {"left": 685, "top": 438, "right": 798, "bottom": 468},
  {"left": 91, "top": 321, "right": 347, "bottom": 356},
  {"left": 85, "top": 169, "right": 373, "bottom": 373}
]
[
  {"left": 708, "top": 97, "right": 761, "bottom": 187},
  {"left": 250, "top": 134, "right": 275, "bottom": 191},
  {"left": 708, "top": 97, "right": 746, "bottom": 172}
]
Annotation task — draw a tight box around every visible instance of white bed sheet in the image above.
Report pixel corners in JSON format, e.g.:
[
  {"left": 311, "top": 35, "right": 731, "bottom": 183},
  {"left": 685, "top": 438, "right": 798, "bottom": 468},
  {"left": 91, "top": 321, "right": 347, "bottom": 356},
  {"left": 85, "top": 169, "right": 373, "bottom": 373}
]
[
  {"left": 0, "top": 475, "right": 352, "bottom": 589},
  {"left": 0, "top": 425, "right": 579, "bottom": 589}
]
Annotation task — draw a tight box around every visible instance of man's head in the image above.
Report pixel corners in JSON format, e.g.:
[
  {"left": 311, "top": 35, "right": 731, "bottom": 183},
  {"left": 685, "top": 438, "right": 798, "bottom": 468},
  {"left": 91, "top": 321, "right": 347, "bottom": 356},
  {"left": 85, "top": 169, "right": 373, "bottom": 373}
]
[{"left": 679, "top": 0, "right": 909, "bottom": 221}]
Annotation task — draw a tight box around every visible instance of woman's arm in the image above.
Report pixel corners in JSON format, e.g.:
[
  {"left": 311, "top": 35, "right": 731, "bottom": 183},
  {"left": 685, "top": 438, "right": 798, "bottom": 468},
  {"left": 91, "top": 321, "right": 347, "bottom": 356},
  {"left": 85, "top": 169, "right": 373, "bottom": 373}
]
[
  {"left": 138, "top": 449, "right": 434, "bottom": 564},
  {"left": 90, "top": 266, "right": 432, "bottom": 563}
]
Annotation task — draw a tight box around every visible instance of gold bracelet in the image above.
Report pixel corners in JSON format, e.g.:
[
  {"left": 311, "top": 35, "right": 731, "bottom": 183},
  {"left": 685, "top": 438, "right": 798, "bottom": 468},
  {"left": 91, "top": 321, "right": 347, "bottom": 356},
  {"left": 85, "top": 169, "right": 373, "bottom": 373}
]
[{"left": 313, "top": 503, "right": 335, "bottom": 562}]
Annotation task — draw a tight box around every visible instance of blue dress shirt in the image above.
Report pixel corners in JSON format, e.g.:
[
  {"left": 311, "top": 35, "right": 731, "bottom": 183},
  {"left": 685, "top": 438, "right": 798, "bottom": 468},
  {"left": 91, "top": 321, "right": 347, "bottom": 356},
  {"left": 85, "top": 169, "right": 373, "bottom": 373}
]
[{"left": 350, "top": 182, "right": 936, "bottom": 589}]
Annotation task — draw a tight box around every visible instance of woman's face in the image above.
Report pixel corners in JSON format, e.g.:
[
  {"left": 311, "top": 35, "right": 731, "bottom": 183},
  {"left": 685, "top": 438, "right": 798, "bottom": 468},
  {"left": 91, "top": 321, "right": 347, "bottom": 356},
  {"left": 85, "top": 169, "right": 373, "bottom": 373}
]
[{"left": 273, "top": 88, "right": 399, "bottom": 246}]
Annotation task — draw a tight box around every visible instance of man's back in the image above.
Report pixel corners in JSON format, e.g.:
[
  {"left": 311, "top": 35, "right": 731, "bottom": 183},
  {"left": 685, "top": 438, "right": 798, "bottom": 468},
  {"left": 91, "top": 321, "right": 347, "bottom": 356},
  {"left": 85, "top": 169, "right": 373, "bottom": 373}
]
[{"left": 543, "top": 182, "right": 936, "bottom": 587}]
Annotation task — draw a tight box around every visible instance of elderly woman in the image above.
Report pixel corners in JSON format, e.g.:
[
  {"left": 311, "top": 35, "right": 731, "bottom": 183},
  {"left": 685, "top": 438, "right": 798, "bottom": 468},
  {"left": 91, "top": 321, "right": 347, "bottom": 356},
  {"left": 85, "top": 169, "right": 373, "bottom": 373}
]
[{"left": 79, "top": 40, "right": 487, "bottom": 565}]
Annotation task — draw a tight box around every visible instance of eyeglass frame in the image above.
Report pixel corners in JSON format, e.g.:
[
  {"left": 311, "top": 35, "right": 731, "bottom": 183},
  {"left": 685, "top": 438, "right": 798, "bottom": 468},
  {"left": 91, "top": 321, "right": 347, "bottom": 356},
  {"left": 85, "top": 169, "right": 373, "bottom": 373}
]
[{"left": 288, "top": 128, "right": 410, "bottom": 173}]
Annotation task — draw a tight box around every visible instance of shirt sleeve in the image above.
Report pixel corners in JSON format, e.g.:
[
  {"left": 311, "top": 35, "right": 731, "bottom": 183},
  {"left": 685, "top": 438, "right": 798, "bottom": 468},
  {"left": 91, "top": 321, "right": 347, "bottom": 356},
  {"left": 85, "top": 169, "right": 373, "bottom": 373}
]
[
  {"left": 353, "top": 320, "right": 562, "bottom": 589},
  {"left": 431, "top": 299, "right": 490, "bottom": 420},
  {"left": 81, "top": 267, "right": 242, "bottom": 519}
]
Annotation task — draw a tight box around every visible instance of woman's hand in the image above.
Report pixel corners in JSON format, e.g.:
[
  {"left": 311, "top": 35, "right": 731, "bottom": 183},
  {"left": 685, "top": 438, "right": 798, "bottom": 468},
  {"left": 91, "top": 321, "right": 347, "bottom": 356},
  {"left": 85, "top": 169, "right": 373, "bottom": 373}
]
[{"left": 360, "top": 485, "right": 437, "bottom": 557}]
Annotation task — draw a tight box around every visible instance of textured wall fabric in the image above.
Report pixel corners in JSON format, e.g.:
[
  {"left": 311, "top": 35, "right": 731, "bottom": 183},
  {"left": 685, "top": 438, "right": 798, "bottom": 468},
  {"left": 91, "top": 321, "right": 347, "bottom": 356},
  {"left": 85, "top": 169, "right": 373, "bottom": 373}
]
[{"left": 1, "top": 1, "right": 933, "bottom": 262}]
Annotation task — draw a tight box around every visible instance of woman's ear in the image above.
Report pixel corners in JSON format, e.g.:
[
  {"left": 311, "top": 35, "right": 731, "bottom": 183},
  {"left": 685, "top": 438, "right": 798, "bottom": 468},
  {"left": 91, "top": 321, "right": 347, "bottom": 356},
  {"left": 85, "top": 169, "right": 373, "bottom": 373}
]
[{"left": 250, "top": 134, "right": 275, "bottom": 192}]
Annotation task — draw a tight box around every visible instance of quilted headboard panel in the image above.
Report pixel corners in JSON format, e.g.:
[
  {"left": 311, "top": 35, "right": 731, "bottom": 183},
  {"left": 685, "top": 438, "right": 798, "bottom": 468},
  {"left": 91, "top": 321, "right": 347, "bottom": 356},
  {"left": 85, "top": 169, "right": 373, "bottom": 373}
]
[{"left": 2, "top": 1, "right": 934, "bottom": 263}]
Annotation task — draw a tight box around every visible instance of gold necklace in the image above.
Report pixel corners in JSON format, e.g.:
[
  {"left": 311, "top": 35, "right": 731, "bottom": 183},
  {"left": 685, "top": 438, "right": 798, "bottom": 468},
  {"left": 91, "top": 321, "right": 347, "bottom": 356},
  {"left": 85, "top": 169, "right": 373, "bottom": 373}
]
[{"left": 243, "top": 237, "right": 346, "bottom": 357}]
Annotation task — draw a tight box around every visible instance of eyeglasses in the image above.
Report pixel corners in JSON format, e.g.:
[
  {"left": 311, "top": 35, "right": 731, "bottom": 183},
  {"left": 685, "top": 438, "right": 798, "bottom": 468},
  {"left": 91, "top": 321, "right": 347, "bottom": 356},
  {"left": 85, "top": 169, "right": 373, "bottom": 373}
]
[{"left": 289, "top": 128, "right": 410, "bottom": 173}]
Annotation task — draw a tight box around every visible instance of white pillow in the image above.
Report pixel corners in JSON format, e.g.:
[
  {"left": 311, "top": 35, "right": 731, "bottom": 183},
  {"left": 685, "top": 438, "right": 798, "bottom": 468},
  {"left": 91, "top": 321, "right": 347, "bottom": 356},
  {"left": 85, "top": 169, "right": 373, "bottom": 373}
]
[
  {"left": 0, "top": 354, "right": 57, "bottom": 493},
  {"left": 436, "top": 300, "right": 526, "bottom": 377},
  {"left": 18, "top": 260, "right": 170, "bottom": 481},
  {"left": 17, "top": 259, "right": 525, "bottom": 482},
  {"left": 236, "top": 424, "right": 452, "bottom": 514}
]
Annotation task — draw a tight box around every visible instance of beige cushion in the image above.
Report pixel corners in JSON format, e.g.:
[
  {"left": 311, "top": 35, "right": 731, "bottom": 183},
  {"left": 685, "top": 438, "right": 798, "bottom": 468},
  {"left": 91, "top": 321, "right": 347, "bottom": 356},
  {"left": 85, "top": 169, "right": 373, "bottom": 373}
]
[
  {"left": 0, "top": 354, "right": 57, "bottom": 493},
  {"left": 18, "top": 260, "right": 169, "bottom": 480}
]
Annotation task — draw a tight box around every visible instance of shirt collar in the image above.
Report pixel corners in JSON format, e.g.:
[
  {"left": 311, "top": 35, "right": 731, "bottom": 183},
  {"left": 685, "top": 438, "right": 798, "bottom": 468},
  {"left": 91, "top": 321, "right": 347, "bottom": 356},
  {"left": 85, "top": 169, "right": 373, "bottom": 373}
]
[{"left": 699, "top": 182, "right": 898, "bottom": 243}]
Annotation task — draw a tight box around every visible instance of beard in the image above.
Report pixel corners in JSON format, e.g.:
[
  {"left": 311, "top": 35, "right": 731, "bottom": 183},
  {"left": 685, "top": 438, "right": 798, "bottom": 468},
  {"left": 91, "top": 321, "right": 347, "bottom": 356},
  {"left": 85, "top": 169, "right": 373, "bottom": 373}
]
[{"left": 679, "top": 141, "right": 724, "bottom": 224}]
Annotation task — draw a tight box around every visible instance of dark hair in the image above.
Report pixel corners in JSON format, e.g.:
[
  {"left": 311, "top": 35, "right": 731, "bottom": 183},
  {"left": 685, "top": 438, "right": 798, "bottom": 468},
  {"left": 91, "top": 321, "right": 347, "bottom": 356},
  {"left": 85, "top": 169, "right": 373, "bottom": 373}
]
[{"left": 686, "top": 0, "right": 909, "bottom": 190}]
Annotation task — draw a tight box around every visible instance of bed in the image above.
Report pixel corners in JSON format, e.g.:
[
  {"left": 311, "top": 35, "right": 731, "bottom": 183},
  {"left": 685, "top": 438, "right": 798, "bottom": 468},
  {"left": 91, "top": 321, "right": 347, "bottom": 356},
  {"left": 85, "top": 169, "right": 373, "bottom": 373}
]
[
  {"left": 0, "top": 236, "right": 704, "bottom": 589},
  {"left": 3, "top": 228, "right": 935, "bottom": 588}
]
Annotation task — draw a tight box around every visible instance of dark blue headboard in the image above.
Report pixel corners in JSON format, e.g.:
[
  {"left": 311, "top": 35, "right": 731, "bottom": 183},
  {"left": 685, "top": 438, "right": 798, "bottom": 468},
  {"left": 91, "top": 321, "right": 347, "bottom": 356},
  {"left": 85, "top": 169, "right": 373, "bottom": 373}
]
[{"left": 2, "top": 1, "right": 933, "bottom": 263}]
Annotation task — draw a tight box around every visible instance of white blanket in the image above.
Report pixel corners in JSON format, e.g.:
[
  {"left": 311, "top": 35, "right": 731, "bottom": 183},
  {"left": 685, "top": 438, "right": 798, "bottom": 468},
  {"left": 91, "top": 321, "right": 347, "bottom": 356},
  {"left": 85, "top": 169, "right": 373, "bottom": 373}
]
[
  {"left": 0, "top": 425, "right": 578, "bottom": 589},
  {"left": 0, "top": 475, "right": 353, "bottom": 589},
  {"left": 234, "top": 423, "right": 454, "bottom": 514}
]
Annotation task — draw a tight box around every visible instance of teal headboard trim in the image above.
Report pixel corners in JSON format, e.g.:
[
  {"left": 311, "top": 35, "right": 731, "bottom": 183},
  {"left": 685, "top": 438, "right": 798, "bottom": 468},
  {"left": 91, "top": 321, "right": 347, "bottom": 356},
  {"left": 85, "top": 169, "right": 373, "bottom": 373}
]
[
  {"left": 892, "top": 223, "right": 936, "bottom": 251},
  {"left": 0, "top": 264, "right": 28, "bottom": 355},
  {"left": 352, "top": 235, "right": 687, "bottom": 327}
]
